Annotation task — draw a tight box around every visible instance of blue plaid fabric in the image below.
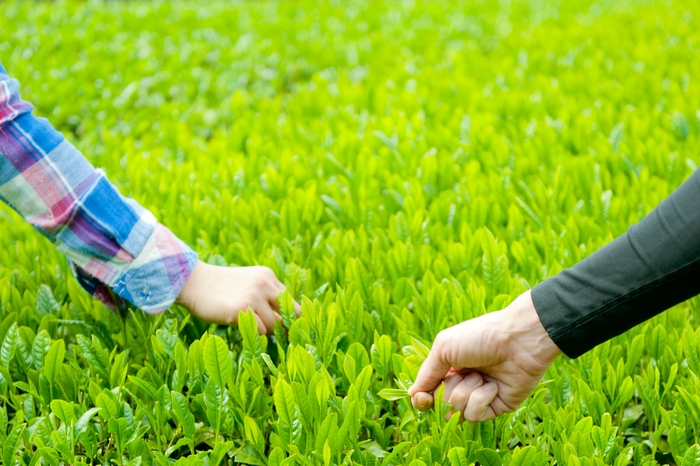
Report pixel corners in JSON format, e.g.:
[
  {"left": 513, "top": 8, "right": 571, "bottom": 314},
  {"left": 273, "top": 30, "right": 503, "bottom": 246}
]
[{"left": 0, "top": 62, "right": 198, "bottom": 313}]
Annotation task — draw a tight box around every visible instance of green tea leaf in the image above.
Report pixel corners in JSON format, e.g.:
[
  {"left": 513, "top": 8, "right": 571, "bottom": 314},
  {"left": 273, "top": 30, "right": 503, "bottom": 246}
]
[
  {"left": 315, "top": 412, "right": 339, "bottom": 453},
  {"left": 378, "top": 388, "right": 410, "bottom": 401},
  {"left": 448, "top": 447, "right": 469, "bottom": 466},
  {"left": 474, "top": 449, "right": 502, "bottom": 466},
  {"left": 76, "top": 334, "right": 109, "bottom": 379},
  {"left": 204, "top": 378, "right": 224, "bottom": 430},
  {"left": 32, "top": 330, "right": 50, "bottom": 371},
  {"left": 171, "top": 391, "right": 195, "bottom": 440},
  {"left": 3, "top": 423, "right": 26, "bottom": 466},
  {"left": 684, "top": 445, "right": 700, "bottom": 466},
  {"left": 244, "top": 415, "right": 264, "bottom": 448},
  {"left": 43, "top": 339, "right": 65, "bottom": 386},
  {"left": 279, "top": 290, "right": 297, "bottom": 330},
  {"left": 510, "top": 446, "right": 536, "bottom": 466},
  {"left": 50, "top": 400, "right": 75, "bottom": 425},
  {"left": 95, "top": 393, "right": 119, "bottom": 421},
  {"left": 669, "top": 426, "right": 689, "bottom": 460},
  {"left": 274, "top": 377, "right": 301, "bottom": 448},
  {"left": 75, "top": 407, "right": 101, "bottom": 434},
  {"left": 240, "top": 309, "right": 264, "bottom": 365},
  {"left": 268, "top": 447, "right": 287, "bottom": 466},
  {"left": 381, "top": 442, "right": 412, "bottom": 466},
  {"left": 371, "top": 332, "right": 393, "bottom": 379},
  {"left": 337, "top": 399, "right": 360, "bottom": 449},
  {"left": 204, "top": 335, "right": 232, "bottom": 388},
  {"left": 36, "top": 285, "right": 60, "bottom": 316},
  {"left": 0, "top": 323, "right": 18, "bottom": 368}
]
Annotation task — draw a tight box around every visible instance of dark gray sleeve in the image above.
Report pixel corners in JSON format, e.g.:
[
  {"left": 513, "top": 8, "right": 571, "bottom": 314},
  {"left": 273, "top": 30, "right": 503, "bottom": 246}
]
[{"left": 531, "top": 170, "right": 700, "bottom": 358}]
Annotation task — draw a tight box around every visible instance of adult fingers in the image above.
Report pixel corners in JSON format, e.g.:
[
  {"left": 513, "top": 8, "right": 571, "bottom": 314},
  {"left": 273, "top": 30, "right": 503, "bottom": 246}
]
[
  {"left": 411, "top": 391, "right": 434, "bottom": 411},
  {"left": 408, "top": 331, "right": 453, "bottom": 398},
  {"left": 481, "top": 375, "right": 519, "bottom": 416},
  {"left": 441, "top": 371, "right": 466, "bottom": 403},
  {"left": 445, "top": 372, "right": 484, "bottom": 420},
  {"left": 464, "top": 383, "right": 499, "bottom": 422},
  {"left": 294, "top": 299, "right": 301, "bottom": 317}
]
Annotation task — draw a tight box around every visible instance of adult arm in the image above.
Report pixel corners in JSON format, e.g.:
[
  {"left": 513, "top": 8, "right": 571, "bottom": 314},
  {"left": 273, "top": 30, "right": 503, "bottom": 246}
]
[
  {"left": 532, "top": 169, "right": 700, "bottom": 358},
  {"left": 409, "top": 169, "right": 700, "bottom": 421}
]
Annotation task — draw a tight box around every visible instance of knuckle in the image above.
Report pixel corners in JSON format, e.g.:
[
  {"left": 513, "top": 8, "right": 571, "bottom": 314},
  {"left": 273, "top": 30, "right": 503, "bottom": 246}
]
[
  {"left": 470, "top": 391, "right": 487, "bottom": 406},
  {"left": 245, "top": 293, "right": 260, "bottom": 309},
  {"left": 436, "top": 334, "right": 455, "bottom": 363},
  {"left": 254, "top": 275, "right": 270, "bottom": 288},
  {"left": 465, "top": 372, "right": 484, "bottom": 388},
  {"left": 465, "top": 405, "right": 486, "bottom": 422},
  {"left": 503, "top": 403, "right": 517, "bottom": 414},
  {"left": 434, "top": 330, "right": 448, "bottom": 345},
  {"left": 449, "top": 386, "right": 470, "bottom": 405},
  {"left": 434, "top": 330, "right": 449, "bottom": 353}
]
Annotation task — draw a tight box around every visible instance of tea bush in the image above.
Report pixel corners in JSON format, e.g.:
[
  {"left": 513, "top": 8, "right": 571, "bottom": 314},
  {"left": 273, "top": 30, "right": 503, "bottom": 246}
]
[{"left": 1, "top": 0, "right": 700, "bottom": 465}]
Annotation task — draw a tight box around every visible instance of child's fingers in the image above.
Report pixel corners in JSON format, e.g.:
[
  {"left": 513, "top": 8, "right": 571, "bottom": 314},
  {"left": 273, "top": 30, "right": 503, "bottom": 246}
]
[
  {"left": 273, "top": 276, "right": 286, "bottom": 291},
  {"left": 241, "top": 308, "right": 268, "bottom": 335},
  {"left": 254, "top": 302, "right": 278, "bottom": 335},
  {"left": 256, "top": 315, "right": 267, "bottom": 335},
  {"left": 271, "top": 277, "right": 302, "bottom": 316},
  {"left": 268, "top": 294, "right": 281, "bottom": 311}
]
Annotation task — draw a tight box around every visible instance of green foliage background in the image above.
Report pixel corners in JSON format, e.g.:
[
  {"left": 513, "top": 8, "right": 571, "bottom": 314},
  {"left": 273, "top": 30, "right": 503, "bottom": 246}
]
[{"left": 1, "top": 0, "right": 700, "bottom": 464}]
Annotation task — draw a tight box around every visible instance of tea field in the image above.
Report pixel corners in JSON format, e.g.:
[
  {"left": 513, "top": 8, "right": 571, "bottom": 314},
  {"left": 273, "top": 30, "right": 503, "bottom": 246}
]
[{"left": 1, "top": 0, "right": 700, "bottom": 464}]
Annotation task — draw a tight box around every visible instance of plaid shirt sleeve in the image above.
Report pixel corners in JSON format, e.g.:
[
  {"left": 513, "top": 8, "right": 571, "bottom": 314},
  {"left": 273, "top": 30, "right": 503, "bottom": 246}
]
[{"left": 0, "top": 63, "right": 198, "bottom": 314}]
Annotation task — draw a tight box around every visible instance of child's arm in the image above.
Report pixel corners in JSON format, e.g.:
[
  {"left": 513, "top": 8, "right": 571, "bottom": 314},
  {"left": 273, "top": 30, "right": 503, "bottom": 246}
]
[{"left": 0, "top": 63, "right": 294, "bottom": 332}]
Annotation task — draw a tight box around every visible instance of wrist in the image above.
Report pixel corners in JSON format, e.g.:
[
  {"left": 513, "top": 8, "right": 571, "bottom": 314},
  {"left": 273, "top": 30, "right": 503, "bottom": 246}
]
[
  {"left": 502, "top": 290, "right": 562, "bottom": 366},
  {"left": 175, "top": 260, "right": 206, "bottom": 309}
]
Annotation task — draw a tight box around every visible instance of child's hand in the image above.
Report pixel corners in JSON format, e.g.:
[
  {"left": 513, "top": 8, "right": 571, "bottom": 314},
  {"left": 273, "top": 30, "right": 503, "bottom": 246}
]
[{"left": 176, "top": 261, "right": 301, "bottom": 335}]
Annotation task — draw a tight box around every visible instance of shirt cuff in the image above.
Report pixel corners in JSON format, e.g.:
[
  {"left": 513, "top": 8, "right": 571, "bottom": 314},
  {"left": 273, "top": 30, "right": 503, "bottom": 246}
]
[
  {"left": 530, "top": 279, "right": 584, "bottom": 358},
  {"left": 72, "top": 223, "right": 198, "bottom": 314}
]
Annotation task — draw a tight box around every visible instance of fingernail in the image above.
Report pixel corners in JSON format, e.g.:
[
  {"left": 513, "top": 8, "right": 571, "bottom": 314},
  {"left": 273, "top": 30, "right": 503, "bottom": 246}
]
[
  {"left": 466, "top": 373, "right": 481, "bottom": 386},
  {"left": 484, "top": 383, "right": 496, "bottom": 392},
  {"left": 418, "top": 392, "right": 434, "bottom": 410}
]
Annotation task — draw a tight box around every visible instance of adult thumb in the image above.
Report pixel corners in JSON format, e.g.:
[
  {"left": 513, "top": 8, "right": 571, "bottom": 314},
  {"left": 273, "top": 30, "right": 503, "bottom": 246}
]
[{"left": 408, "top": 334, "right": 452, "bottom": 397}]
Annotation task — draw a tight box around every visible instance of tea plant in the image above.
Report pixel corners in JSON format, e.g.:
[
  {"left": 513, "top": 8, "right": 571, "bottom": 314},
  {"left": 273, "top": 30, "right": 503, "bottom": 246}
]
[{"left": 1, "top": 0, "right": 700, "bottom": 464}]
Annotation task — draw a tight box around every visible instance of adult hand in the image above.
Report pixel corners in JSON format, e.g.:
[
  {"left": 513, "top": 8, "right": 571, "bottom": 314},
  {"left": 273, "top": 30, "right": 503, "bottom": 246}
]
[
  {"left": 176, "top": 261, "right": 301, "bottom": 335},
  {"left": 407, "top": 290, "right": 561, "bottom": 422}
]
